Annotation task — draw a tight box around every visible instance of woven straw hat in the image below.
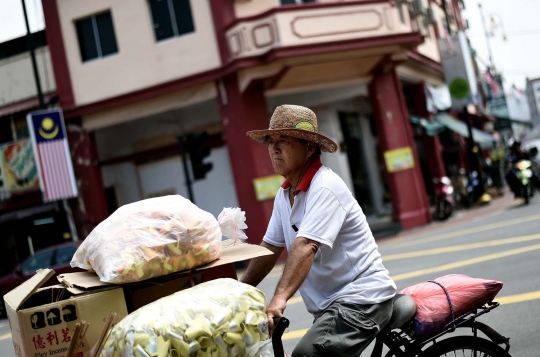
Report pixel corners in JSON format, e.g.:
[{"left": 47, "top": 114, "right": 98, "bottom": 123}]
[{"left": 246, "top": 105, "right": 338, "bottom": 153}]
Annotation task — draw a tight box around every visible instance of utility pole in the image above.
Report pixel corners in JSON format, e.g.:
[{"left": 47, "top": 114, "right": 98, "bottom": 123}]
[
  {"left": 478, "top": 3, "right": 495, "bottom": 71},
  {"left": 21, "top": 0, "right": 44, "bottom": 109},
  {"left": 178, "top": 135, "right": 195, "bottom": 203}
]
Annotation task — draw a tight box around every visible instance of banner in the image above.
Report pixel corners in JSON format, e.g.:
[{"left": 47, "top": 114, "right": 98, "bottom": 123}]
[
  {"left": 27, "top": 108, "right": 78, "bottom": 201},
  {"left": 438, "top": 31, "right": 479, "bottom": 110},
  {"left": 0, "top": 140, "right": 39, "bottom": 194},
  {"left": 384, "top": 147, "right": 415, "bottom": 173}
]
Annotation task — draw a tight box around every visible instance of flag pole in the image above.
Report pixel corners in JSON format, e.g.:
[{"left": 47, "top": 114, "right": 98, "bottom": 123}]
[
  {"left": 21, "top": 0, "right": 44, "bottom": 109},
  {"left": 478, "top": 3, "right": 495, "bottom": 72}
]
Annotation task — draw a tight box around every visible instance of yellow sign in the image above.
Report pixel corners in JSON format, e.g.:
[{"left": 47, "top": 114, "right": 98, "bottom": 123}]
[
  {"left": 384, "top": 147, "right": 415, "bottom": 173},
  {"left": 253, "top": 175, "right": 285, "bottom": 201}
]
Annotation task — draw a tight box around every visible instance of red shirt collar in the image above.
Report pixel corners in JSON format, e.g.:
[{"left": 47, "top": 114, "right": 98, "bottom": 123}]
[{"left": 281, "top": 158, "right": 322, "bottom": 195}]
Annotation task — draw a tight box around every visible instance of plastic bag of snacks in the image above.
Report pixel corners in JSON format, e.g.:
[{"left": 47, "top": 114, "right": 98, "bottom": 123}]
[
  {"left": 98, "top": 279, "right": 269, "bottom": 357},
  {"left": 71, "top": 195, "right": 247, "bottom": 283}
]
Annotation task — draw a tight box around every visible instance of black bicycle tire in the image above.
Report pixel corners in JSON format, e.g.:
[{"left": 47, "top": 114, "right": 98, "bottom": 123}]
[{"left": 419, "top": 336, "right": 511, "bottom": 357}]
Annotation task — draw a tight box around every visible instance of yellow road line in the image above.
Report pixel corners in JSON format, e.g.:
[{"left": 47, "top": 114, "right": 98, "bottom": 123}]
[
  {"left": 283, "top": 328, "right": 309, "bottom": 341},
  {"left": 497, "top": 290, "right": 540, "bottom": 305},
  {"left": 0, "top": 333, "right": 11, "bottom": 341},
  {"left": 392, "top": 244, "right": 540, "bottom": 281},
  {"left": 289, "top": 296, "right": 303, "bottom": 305},
  {"left": 383, "top": 214, "right": 540, "bottom": 250},
  {"left": 383, "top": 234, "right": 540, "bottom": 261}
]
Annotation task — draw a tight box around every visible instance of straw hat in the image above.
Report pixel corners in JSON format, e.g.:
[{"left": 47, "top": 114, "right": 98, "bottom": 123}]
[{"left": 246, "top": 105, "right": 338, "bottom": 153}]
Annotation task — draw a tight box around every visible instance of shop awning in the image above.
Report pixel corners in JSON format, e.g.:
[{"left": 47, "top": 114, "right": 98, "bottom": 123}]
[
  {"left": 410, "top": 115, "right": 446, "bottom": 136},
  {"left": 434, "top": 113, "right": 497, "bottom": 149}
]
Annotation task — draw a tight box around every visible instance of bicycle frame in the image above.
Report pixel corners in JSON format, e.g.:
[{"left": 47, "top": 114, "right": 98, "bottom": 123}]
[{"left": 370, "top": 302, "right": 510, "bottom": 357}]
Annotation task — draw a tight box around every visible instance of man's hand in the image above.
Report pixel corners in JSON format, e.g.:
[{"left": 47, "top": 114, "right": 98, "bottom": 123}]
[{"left": 266, "top": 296, "right": 288, "bottom": 336}]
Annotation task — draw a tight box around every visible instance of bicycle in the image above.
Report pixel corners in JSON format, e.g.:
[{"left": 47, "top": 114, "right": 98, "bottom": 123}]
[{"left": 273, "top": 294, "right": 511, "bottom": 357}]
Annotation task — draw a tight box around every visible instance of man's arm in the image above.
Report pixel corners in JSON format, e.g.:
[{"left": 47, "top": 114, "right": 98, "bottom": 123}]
[
  {"left": 266, "top": 237, "right": 320, "bottom": 333},
  {"left": 241, "top": 241, "right": 284, "bottom": 287}
]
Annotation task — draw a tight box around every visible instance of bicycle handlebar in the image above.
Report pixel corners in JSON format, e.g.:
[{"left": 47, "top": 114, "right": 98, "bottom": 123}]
[{"left": 272, "top": 317, "right": 290, "bottom": 357}]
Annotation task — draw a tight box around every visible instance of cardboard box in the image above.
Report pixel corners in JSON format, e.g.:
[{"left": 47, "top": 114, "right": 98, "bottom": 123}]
[
  {"left": 4, "top": 269, "right": 129, "bottom": 357},
  {"left": 57, "top": 242, "right": 273, "bottom": 312},
  {"left": 4, "top": 242, "right": 272, "bottom": 357}
]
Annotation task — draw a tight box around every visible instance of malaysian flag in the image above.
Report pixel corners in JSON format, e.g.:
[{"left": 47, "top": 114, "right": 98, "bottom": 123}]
[
  {"left": 482, "top": 71, "right": 500, "bottom": 96},
  {"left": 27, "top": 108, "right": 78, "bottom": 201}
]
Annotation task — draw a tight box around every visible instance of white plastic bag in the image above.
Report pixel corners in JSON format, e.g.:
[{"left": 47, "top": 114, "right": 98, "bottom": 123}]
[
  {"left": 99, "top": 278, "right": 269, "bottom": 357},
  {"left": 71, "top": 195, "right": 247, "bottom": 283}
]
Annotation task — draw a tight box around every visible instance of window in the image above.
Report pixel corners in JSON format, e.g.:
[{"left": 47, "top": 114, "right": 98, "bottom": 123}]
[
  {"left": 21, "top": 250, "right": 54, "bottom": 275},
  {"left": 280, "top": 0, "right": 317, "bottom": 5},
  {"left": 75, "top": 11, "right": 118, "bottom": 62},
  {"left": 53, "top": 246, "right": 78, "bottom": 266},
  {"left": 149, "top": 0, "right": 195, "bottom": 42}
]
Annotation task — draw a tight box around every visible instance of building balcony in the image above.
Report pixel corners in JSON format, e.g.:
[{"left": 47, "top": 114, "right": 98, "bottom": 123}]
[{"left": 226, "top": 0, "right": 432, "bottom": 62}]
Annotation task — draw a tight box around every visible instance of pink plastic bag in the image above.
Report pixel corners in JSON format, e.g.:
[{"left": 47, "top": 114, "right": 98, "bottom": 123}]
[{"left": 400, "top": 274, "right": 503, "bottom": 340}]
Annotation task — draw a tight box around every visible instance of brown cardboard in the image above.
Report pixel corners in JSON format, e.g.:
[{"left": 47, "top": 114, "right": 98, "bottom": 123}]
[
  {"left": 58, "top": 242, "right": 271, "bottom": 291},
  {"left": 57, "top": 242, "right": 272, "bottom": 312},
  {"left": 4, "top": 243, "right": 271, "bottom": 357},
  {"left": 4, "top": 270, "right": 128, "bottom": 357}
]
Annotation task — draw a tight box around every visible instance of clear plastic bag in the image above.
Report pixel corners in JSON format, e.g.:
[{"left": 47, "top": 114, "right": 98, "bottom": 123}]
[
  {"left": 400, "top": 274, "right": 503, "bottom": 340},
  {"left": 99, "top": 278, "right": 269, "bottom": 357},
  {"left": 71, "top": 195, "right": 247, "bottom": 283}
]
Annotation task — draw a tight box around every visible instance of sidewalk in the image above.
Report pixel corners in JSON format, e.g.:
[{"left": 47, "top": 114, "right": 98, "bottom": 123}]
[{"left": 372, "top": 188, "right": 518, "bottom": 244}]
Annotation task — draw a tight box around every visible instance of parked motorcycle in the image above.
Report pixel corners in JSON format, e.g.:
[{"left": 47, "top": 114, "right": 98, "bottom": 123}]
[
  {"left": 513, "top": 159, "right": 534, "bottom": 204},
  {"left": 467, "top": 170, "right": 492, "bottom": 205},
  {"left": 433, "top": 177, "right": 455, "bottom": 220},
  {"left": 451, "top": 168, "right": 470, "bottom": 208}
]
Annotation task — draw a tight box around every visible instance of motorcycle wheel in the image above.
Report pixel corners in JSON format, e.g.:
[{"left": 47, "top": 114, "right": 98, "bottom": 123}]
[
  {"left": 420, "top": 336, "right": 510, "bottom": 357},
  {"left": 437, "top": 201, "right": 453, "bottom": 220},
  {"left": 522, "top": 185, "right": 530, "bottom": 205}
]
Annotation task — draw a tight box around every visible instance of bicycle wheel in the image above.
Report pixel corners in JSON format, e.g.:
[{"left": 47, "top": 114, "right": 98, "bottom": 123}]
[{"left": 420, "top": 336, "right": 511, "bottom": 357}]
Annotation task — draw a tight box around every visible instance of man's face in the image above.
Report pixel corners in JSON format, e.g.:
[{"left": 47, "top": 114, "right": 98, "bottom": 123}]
[{"left": 266, "top": 134, "right": 308, "bottom": 178}]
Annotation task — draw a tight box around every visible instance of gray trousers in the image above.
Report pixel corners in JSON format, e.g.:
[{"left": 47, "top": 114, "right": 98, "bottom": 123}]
[{"left": 292, "top": 298, "right": 393, "bottom": 357}]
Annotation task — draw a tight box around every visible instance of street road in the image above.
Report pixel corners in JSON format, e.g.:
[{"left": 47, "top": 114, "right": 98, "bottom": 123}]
[
  {"left": 0, "top": 196, "right": 539, "bottom": 356},
  {"left": 254, "top": 195, "right": 540, "bottom": 357}
]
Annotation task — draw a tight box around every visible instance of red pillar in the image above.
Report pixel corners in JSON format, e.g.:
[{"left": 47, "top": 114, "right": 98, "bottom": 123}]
[
  {"left": 66, "top": 119, "right": 109, "bottom": 238},
  {"left": 369, "top": 70, "right": 432, "bottom": 229},
  {"left": 217, "top": 75, "right": 275, "bottom": 245}
]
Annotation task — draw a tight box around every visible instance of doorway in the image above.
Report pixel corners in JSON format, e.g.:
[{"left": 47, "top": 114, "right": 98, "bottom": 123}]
[{"left": 338, "top": 112, "right": 375, "bottom": 215}]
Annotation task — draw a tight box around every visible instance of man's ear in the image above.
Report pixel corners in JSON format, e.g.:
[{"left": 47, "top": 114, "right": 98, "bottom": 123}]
[{"left": 307, "top": 142, "right": 316, "bottom": 156}]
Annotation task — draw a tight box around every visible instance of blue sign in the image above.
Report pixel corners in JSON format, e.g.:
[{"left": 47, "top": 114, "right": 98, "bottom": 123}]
[{"left": 28, "top": 108, "right": 66, "bottom": 144}]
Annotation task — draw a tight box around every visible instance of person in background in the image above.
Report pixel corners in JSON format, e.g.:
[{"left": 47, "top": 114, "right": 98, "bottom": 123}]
[{"left": 505, "top": 140, "right": 540, "bottom": 196}]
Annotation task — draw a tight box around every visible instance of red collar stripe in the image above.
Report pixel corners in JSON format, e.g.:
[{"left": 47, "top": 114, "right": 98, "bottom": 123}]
[{"left": 281, "top": 158, "right": 322, "bottom": 195}]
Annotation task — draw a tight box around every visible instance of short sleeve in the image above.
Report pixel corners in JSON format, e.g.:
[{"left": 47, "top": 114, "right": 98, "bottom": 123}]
[
  {"left": 262, "top": 196, "right": 286, "bottom": 248},
  {"left": 296, "top": 187, "right": 347, "bottom": 249}
]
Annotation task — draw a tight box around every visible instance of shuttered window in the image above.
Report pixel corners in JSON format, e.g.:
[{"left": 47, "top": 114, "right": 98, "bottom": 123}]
[
  {"left": 75, "top": 11, "right": 118, "bottom": 62},
  {"left": 149, "top": 0, "right": 195, "bottom": 42}
]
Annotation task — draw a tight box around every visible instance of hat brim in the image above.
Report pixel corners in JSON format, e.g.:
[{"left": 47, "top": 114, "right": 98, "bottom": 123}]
[{"left": 246, "top": 128, "right": 338, "bottom": 153}]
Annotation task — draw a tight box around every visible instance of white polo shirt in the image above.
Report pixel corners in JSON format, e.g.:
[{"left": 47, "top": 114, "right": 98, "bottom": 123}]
[{"left": 263, "top": 158, "right": 397, "bottom": 318}]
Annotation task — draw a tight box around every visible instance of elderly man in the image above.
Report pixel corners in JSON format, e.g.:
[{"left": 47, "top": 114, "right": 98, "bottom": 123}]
[{"left": 241, "top": 105, "right": 397, "bottom": 356}]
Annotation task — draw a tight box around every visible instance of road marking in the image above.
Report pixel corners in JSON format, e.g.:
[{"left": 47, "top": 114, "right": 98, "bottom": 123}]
[
  {"left": 391, "top": 243, "right": 540, "bottom": 281},
  {"left": 497, "top": 290, "right": 540, "bottom": 305},
  {"left": 382, "top": 214, "right": 540, "bottom": 250},
  {"left": 0, "top": 332, "right": 11, "bottom": 341},
  {"left": 289, "top": 296, "right": 303, "bottom": 305},
  {"left": 283, "top": 328, "right": 309, "bottom": 341},
  {"left": 383, "top": 234, "right": 540, "bottom": 261}
]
